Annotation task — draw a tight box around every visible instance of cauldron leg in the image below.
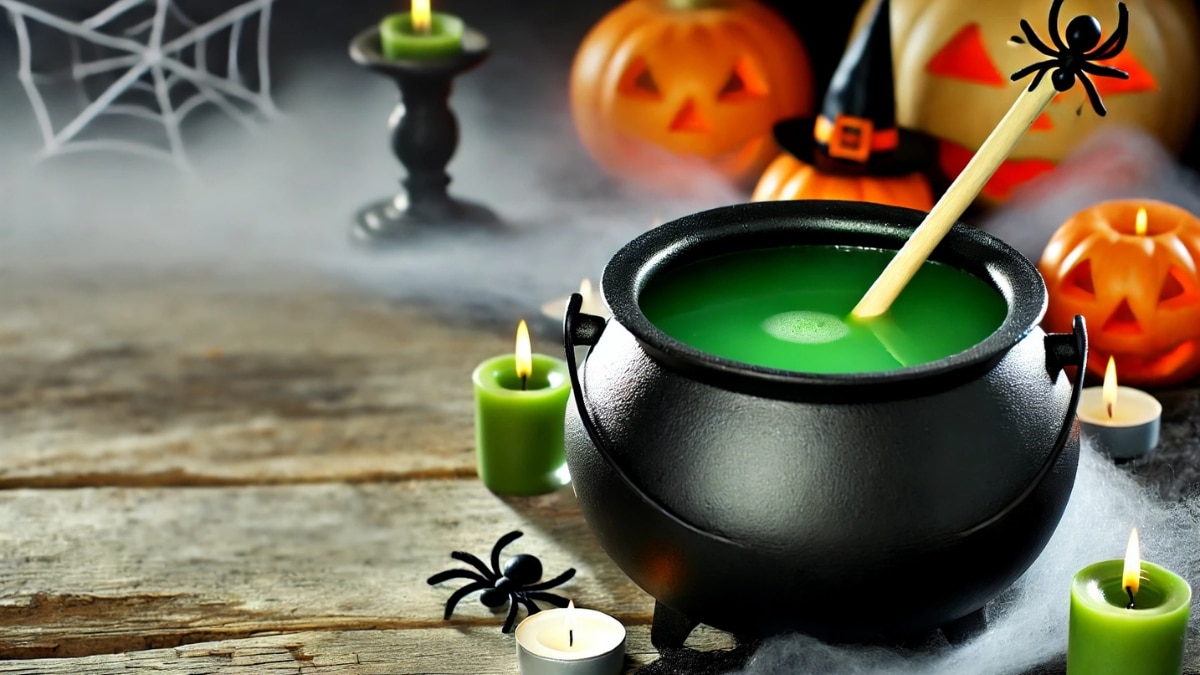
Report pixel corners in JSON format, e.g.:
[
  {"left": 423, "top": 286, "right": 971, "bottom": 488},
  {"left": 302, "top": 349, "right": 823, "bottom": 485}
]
[
  {"left": 650, "top": 601, "right": 701, "bottom": 649},
  {"left": 940, "top": 607, "right": 987, "bottom": 645}
]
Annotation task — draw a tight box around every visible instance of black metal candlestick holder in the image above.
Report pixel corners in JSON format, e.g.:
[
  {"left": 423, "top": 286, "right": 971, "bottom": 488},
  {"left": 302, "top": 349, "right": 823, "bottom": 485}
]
[{"left": 349, "top": 26, "right": 497, "bottom": 243}]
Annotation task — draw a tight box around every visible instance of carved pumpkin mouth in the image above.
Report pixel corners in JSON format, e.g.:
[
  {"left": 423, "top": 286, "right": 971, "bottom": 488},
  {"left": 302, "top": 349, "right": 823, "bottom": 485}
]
[
  {"left": 938, "top": 140, "right": 1056, "bottom": 202},
  {"left": 1094, "top": 340, "right": 1199, "bottom": 378}
]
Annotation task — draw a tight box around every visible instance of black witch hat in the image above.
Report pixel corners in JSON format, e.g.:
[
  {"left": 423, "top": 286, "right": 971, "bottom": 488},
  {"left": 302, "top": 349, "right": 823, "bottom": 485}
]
[{"left": 772, "top": 0, "right": 933, "bottom": 176}]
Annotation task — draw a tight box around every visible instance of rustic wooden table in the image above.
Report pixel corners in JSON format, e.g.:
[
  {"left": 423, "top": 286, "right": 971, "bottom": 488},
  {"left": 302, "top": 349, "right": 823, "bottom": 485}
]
[{"left": 0, "top": 266, "right": 742, "bottom": 673}]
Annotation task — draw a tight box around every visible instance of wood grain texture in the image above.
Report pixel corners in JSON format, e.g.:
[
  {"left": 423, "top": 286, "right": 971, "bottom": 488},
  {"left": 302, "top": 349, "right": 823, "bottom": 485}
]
[
  {"left": 0, "top": 270, "right": 521, "bottom": 487},
  {"left": 0, "top": 480, "right": 653, "bottom": 658},
  {"left": 0, "top": 625, "right": 735, "bottom": 674}
]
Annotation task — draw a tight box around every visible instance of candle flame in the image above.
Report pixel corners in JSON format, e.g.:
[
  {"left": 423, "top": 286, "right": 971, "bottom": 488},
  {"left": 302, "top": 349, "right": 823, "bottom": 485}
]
[
  {"left": 1123, "top": 527, "right": 1141, "bottom": 597},
  {"left": 565, "top": 600, "right": 578, "bottom": 647},
  {"left": 515, "top": 320, "right": 532, "bottom": 382},
  {"left": 411, "top": 0, "right": 432, "bottom": 33},
  {"left": 580, "top": 278, "right": 593, "bottom": 297},
  {"left": 1102, "top": 356, "right": 1118, "bottom": 420},
  {"left": 1135, "top": 207, "right": 1148, "bottom": 236}
]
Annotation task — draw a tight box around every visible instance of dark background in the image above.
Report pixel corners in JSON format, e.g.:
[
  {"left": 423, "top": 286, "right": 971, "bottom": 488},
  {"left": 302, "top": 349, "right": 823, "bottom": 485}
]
[
  {"left": 11, "top": 0, "right": 1199, "bottom": 174},
  {"left": 3, "top": 0, "right": 1193, "bottom": 311},
  {"left": 272, "top": 0, "right": 1200, "bottom": 172}
]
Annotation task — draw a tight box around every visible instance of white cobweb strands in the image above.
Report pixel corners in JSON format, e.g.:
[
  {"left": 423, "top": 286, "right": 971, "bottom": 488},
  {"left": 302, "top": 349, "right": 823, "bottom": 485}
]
[{"left": 0, "top": 0, "right": 280, "bottom": 172}]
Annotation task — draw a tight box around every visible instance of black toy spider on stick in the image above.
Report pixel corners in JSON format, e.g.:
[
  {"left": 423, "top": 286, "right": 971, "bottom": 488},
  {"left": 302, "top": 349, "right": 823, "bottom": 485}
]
[
  {"left": 427, "top": 530, "right": 576, "bottom": 633},
  {"left": 1009, "top": 0, "right": 1130, "bottom": 116}
]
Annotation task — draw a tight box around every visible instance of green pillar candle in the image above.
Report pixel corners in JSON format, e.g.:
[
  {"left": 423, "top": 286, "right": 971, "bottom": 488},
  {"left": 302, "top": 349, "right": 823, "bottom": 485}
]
[
  {"left": 472, "top": 351, "right": 571, "bottom": 497},
  {"left": 1068, "top": 558, "right": 1192, "bottom": 674},
  {"left": 639, "top": 246, "right": 1006, "bottom": 374},
  {"left": 379, "top": 11, "right": 463, "bottom": 60}
]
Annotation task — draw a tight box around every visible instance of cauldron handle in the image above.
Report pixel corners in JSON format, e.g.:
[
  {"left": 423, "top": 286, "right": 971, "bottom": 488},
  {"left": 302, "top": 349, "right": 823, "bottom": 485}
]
[
  {"left": 563, "top": 292, "right": 609, "bottom": 460},
  {"left": 1045, "top": 313, "right": 1088, "bottom": 469},
  {"left": 563, "top": 293, "right": 658, "bottom": 492},
  {"left": 563, "top": 292, "right": 743, "bottom": 552},
  {"left": 1045, "top": 312, "right": 1087, "bottom": 401},
  {"left": 960, "top": 314, "right": 1087, "bottom": 537},
  {"left": 563, "top": 294, "right": 607, "bottom": 349}
]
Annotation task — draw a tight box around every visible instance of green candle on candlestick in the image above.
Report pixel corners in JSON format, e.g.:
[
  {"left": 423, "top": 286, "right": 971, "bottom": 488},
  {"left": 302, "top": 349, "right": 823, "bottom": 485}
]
[
  {"left": 379, "top": 0, "right": 463, "bottom": 60},
  {"left": 1068, "top": 529, "right": 1192, "bottom": 675},
  {"left": 472, "top": 322, "right": 571, "bottom": 496},
  {"left": 639, "top": 245, "right": 1006, "bottom": 374}
]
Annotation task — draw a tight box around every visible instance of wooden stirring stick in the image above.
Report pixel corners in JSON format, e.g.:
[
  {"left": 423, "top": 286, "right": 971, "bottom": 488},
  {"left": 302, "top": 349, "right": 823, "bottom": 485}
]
[
  {"left": 852, "top": 79, "right": 1055, "bottom": 318},
  {"left": 852, "top": 0, "right": 1132, "bottom": 319}
]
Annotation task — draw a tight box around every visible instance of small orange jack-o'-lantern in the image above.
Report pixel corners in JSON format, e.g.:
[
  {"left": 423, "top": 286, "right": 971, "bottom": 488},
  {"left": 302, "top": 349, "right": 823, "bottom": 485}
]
[
  {"left": 865, "top": 0, "right": 1200, "bottom": 204},
  {"left": 752, "top": 153, "right": 933, "bottom": 210},
  {"left": 1040, "top": 200, "right": 1200, "bottom": 386},
  {"left": 753, "top": 0, "right": 933, "bottom": 210},
  {"left": 570, "top": 0, "right": 814, "bottom": 192}
]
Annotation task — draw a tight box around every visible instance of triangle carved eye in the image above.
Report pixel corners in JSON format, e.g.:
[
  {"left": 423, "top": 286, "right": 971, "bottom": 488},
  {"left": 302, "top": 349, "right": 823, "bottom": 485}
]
[
  {"left": 618, "top": 58, "right": 661, "bottom": 100},
  {"left": 1159, "top": 267, "right": 1196, "bottom": 305},
  {"left": 926, "top": 23, "right": 1005, "bottom": 87},
  {"left": 635, "top": 69, "right": 659, "bottom": 95},
  {"left": 1093, "top": 49, "right": 1158, "bottom": 96},
  {"left": 1063, "top": 259, "right": 1095, "bottom": 298},
  {"left": 718, "top": 58, "right": 768, "bottom": 102},
  {"left": 720, "top": 70, "right": 747, "bottom": 97}
]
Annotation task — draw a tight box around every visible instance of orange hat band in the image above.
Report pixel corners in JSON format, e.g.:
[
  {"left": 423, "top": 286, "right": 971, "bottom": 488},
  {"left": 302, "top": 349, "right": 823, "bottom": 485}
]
[{"left": 815, "top": 114, "right": 899, "bottom": 163}]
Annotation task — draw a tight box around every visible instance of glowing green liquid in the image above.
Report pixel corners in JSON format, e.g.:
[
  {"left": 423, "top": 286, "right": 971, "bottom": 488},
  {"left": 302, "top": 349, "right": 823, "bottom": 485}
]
[{"left": 639, "top": 246, "right": 1007, "bottom": 374}]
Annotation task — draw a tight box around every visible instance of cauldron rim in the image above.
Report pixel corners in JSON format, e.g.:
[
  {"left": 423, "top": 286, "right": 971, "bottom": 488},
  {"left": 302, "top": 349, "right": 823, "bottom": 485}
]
[{"left": 601, "top": 200, "right": 1046, "bottom": 399}]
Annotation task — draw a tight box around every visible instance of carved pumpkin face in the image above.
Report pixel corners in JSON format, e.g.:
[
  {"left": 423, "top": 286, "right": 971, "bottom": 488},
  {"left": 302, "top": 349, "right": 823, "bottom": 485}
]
[
  {"left": 1040, "top": 200, "right": 1200, "bottom": 386},
  {"left": 570, "top": 0, "right": 813, "bottom": 192},
  {"left": 752, "top": 154, "right": 933, "bottom": 211},
  {"left": 873, "top": 0, "right": 1200, "bottom": 204}
]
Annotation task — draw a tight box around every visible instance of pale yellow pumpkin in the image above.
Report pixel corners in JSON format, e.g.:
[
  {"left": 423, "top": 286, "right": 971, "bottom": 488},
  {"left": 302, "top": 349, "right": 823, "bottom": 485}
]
[{"left": 856, "top": 0, "right": 1200, "bottom": 203}]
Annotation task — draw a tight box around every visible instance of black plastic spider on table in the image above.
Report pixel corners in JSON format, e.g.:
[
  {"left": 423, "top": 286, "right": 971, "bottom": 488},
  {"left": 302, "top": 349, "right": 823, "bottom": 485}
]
[
  {"left": 1009, "top": 0, "right": 1130, "bottom": 116},
  {"left": 427, "top": 530, "right": 577, "bottom": 633}
]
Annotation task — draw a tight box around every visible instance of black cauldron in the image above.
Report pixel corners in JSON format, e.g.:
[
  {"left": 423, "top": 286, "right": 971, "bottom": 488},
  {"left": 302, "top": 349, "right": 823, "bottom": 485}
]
[{"left": 562, "top": 200, "right": 1086, "bottom": 647}]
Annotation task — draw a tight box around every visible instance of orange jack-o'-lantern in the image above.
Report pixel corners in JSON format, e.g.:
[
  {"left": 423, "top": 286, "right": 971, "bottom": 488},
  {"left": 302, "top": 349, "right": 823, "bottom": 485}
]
[
  {"left": 866, "top": 0, "right": 1200, "bottom": 204},
  {"left": 1040, "top": 200, "right": 1200, "bottom": 386},
  {"left": 752, "top": 154, "right": 933, "bottom": 209},
  {"left": 570, "top": 0, "right": 814, "bottom": 192}
]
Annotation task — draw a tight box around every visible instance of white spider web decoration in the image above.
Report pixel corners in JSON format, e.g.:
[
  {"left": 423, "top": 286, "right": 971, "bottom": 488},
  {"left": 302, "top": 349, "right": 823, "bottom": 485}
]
[{"left": 0, "top": 0, "right": 279, "bottom": 171}]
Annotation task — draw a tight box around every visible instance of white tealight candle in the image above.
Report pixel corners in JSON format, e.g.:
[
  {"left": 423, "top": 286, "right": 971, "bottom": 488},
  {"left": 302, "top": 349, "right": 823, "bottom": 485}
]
[
  {"left": 515, "top": 602, "right": 625, "bottom": 675},
  {"left": 1076, "top": 357, "right": 1162, "bottom": 460}
]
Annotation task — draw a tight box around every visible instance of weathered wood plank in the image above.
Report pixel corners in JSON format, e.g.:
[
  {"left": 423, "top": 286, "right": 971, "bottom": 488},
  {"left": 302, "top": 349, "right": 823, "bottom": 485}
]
[
  {"left": 0, "top": 479, "right": 653, "bottom": 658},
  {"left": 0, "top": 271, "right": 540, "bottom": 487},
  {"left": 0, "top": 625, "right": 736, "bottom": 674}
]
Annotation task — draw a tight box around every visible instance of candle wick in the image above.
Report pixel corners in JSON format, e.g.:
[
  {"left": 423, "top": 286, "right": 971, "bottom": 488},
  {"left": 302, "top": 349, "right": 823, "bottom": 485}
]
[
  {"left": 1106, "top": 401, "right": 1113, "bottom": 419},
  {"left": 1125, "top": 585, "right": 1135, "bottom": 610},
  {"left": 569, "top": 629, "right": 573, "bottom": 647},
  {"left": 520, "top": 374, "right": 528, "bottom": 391}
]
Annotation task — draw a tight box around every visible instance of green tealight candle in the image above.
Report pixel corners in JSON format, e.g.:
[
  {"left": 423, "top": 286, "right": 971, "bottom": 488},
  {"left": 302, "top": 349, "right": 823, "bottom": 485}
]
[
  {"left": 1068, "top": 530, "right": 1192, "bottom": 675},
  {"left": 472, "top": 322, "right": 571, "bottom": 497},
  {"left": 379, "top": 4, "right": 463, "bottom": 60},
  {"left": 639, "top": 245, "right": 1006, "bottom": 374}
]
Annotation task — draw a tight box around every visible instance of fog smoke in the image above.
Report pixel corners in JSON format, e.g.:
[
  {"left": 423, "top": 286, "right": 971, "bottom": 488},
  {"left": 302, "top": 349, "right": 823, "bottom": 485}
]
[
  {"left": 0, "top": 45, "right": 740, "bottom": 331},
  {"left": 980, "top": 126, "right": 1200, "bottom": 262}
]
